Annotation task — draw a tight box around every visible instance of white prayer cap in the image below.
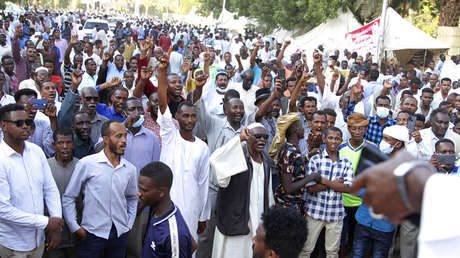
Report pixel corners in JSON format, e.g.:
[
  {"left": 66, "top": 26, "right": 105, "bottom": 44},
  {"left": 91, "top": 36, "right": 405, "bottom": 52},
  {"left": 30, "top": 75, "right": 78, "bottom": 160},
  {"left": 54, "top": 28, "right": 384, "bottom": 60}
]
[
  {"left": 247, "top": 122, "right": 265, "bottom": 130},
  {"left": 35, "top": 66, "right": 48, "bottom": 73},
  {"left": 382, "top": 125, "right": 409, "bottom": 142}
]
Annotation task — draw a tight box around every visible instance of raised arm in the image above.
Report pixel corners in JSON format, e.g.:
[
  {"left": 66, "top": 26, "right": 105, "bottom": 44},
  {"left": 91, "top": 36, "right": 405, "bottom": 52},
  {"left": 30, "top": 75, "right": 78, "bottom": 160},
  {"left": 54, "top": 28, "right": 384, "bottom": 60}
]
[
  {"left": 255, "top": 80, "right": 283, "bottom": 122},
  {"left": 133, "top": 66, "right": 153, "bottom": 98},
  {"left": 313, "top": 52, "right": 325, "bottom": 95},
  {"left": 235, "top": 53, "right": 243, "bottom": 72},
  {"left": 250, "top": 41, "right": 262, "bottom": 68},
  {"left": 276, "top": 40, "right": 290, "bottom": 70},
  {"left": 288, "top": 72, "right": 312, "bottom": 112},
  {"left": 203, "top": 52, "right": 210, "bottom": 76},
  {"left": 191, "top": 73, "right": 209, "bottom": 104},
  {"left": 158, "top": 56, "right": 169, "bottom": 114},
  {"left": 64, "top": 35, "right": 78, "bottom": 65},
  {"left": 12, "top": 25, "right": 23, "bottom": 64}
]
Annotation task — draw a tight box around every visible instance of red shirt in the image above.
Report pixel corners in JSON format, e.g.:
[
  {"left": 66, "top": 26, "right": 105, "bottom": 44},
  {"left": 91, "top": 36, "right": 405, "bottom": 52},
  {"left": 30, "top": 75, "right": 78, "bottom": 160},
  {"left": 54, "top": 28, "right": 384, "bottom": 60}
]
[{"left": 158, "top": 35, "right": 172, "bottom": 52}]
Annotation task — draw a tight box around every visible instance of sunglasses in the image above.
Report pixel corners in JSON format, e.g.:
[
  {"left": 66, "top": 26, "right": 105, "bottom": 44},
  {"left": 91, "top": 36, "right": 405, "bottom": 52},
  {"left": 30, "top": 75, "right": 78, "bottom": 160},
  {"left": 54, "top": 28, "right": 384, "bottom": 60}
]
[
  {"left": 4, "top": 119, "right": 34, "bottom": 127},
  {"left": 253, "top": 134, "right": 269, "bottom": 140}
]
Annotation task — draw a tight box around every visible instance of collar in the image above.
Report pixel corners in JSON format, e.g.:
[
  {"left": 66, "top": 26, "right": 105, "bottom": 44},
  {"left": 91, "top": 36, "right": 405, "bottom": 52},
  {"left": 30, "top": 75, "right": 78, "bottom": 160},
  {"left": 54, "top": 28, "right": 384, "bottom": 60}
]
[
  {"left": 0, "top": 140, "right": 28, "bottom": 157},
  {"left": 95, "top": 150, "right": 127, "bottom": 169},
  {"left": 152, "top": 205, "right": 178, "bottom": 226},
  {"left": 74, "top": 135, "right": 94, "bottom": 147},
  {"left": 128, "top": 125, "right": 148, "bottom": 136},
  {"left": 346, "top": 139, "right": 366, "bottom": 151},
  {"left": 223, "top": 120, "right": 242, "bottom": 133},
  {"left": 109, "top": 106, "right": 122, "bottom": 116},
  {"left": 321, "top": 148, "right": 343, "bottom": 161}
]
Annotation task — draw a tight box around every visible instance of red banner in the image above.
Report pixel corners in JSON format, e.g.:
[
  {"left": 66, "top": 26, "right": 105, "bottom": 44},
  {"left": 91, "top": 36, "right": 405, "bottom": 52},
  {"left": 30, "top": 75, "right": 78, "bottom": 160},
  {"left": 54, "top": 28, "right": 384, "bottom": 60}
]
[{"left": 345, "top": 18, "right": 380, "bottom": 56}]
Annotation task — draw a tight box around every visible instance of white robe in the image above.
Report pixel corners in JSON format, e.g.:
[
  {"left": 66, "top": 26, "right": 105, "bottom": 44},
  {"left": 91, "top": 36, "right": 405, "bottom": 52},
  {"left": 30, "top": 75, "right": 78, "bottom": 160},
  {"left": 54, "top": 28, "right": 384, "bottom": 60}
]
[
  {"left": 158, "top": 107, "right": 211, "bottom": 241},
  {"left": 210, "top": 136, "right": 274, "bottom": 258}
]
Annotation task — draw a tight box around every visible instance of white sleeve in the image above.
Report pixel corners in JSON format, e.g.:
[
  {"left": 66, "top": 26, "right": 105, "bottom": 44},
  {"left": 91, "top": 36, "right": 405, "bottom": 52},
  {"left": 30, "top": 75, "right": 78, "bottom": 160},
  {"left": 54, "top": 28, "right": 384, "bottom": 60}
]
[
  {"left": 157, "top": 106, "right": 178, "bottom": 145},
  {"left": 418, "top": 174, "right": 460, "bottom": 258},
  {"left": 198, "top": 147, "right": 211, "bottom": 221}
]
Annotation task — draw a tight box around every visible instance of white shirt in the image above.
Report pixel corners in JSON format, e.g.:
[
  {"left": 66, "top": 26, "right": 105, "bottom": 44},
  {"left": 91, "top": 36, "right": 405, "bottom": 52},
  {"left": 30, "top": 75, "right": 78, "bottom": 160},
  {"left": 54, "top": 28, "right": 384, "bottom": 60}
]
[
  {"left": 158, "top": 107, "right": 211, "bottom": 241},
  {"left": 431, "top": 91, "right": 450, "bottom": 110},
  {"left": 419, "top": 174, "right": 460, "bottom": 257},
  {"left": 78, "top": 72, "right": 98, "bottom": 93},
  {"left": 0, "top": 93, "right": 15, "bottom": 106},
  {"left": 0, "top": 141, "right": 61, "bottom": 251},
  {"left": 0, "top": 44, "right": 12, "bottom": 59},
  {"left": 169, "top": 51, "right": 183, "bottom": 75},
  {"left": 83, "top": 53, "right": 102, "bottom": 68},
  {"left": 227, "top": 82, "right": 258, "bottom": 115},
  {"left": 417, "top": 128, "right": 455, "bottom": 160}
]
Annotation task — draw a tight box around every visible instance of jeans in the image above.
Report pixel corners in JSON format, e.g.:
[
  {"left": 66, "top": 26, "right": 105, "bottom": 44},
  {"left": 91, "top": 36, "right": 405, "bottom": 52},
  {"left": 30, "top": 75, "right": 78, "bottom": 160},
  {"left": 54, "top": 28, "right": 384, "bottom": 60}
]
[
  {"left": 400, "top": 221, "right": 419, "bottom": 258},
  {"left": 78, "top": 225, "right": 129, "bottom": 258},
  {"left": 351, "top": 223, "right": 394, "bottom": 258}
]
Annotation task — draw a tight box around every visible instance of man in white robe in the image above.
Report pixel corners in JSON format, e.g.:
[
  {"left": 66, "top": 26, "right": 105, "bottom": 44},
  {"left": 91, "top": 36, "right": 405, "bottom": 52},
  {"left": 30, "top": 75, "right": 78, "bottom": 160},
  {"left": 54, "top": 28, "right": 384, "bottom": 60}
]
[
  {"left": 210, "top": 123, "right": 274, "bottom": 258},
  {"left": 157, "top": 56, "right": 211, "bottom": 241}
]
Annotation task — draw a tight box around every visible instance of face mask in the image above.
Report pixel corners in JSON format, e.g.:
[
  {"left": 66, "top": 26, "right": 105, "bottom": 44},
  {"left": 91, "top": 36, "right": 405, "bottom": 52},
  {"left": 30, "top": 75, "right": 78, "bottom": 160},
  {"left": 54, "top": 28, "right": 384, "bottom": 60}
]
[
  {"left": 215, "top": 86, "right": 227, "bottom": 94},
  {"left": 132, "top": 115, "right": 144, "bottom": 128},
  {"left": 327, "top": 60, "right": 333, "bottom": 66},
  {"left": 376, "top": 107, "right": 390, "bottom": 118},
  {"left": 379, "top": 140, "right": 394, "bottom": 154}
]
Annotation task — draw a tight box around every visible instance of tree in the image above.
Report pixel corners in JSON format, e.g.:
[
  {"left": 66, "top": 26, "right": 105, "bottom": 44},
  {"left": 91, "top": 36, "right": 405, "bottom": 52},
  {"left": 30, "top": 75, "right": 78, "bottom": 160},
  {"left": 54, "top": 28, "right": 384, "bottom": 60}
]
[{"left": 436, "top": 0, "right": 460, "bottom": 26}]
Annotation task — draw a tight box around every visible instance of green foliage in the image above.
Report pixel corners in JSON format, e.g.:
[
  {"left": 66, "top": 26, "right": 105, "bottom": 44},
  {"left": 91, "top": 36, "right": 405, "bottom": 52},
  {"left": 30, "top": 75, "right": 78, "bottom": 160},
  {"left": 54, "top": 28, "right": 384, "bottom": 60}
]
[{"left": 0, "top": 0, "right": 5, "bottom": 10}]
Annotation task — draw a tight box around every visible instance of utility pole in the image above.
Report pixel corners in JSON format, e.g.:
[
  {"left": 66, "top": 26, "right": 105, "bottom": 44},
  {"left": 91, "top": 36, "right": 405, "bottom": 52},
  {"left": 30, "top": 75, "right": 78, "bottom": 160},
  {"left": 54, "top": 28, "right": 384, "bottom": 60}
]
[{"left": 376, "top": 0, "right": 389, "bottom": 65}]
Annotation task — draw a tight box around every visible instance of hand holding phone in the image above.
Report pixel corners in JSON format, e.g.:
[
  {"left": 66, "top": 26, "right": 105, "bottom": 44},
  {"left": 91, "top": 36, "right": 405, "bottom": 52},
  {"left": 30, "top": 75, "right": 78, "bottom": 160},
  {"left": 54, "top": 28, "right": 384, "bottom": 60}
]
[{"left": 30, "top": 99, "right": 48, "bottom": 110}]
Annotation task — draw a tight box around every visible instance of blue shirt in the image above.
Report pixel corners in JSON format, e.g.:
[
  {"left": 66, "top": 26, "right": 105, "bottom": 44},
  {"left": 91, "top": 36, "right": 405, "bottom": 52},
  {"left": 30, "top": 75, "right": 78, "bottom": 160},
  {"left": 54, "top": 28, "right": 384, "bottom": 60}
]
[
  {"left": 106, "top": 62, "right": 126, "bottom": 82},
  {"left": 252, "top": 64, "right": 262, "bottom": 86},
  {"left": 96, "top": 104, "right": 125, "bottom": 122},
  {"left": 364, "top": 116, "right": 397, "bottom": 146},
  {"left": 142, "top": 204, "right": 193, "bottom": 258},
  {"left": 355, "top": 189, "right": 395, "bottom": 233}
]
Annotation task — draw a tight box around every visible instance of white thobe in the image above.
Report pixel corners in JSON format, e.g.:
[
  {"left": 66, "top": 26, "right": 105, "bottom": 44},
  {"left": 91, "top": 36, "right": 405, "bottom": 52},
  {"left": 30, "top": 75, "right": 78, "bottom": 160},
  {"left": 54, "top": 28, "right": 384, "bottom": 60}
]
[
  {"left": 210, "top": 136, "right": 274, "bottom": 258},
  {"left": 158, "top": 107, "right": 211, "bottom": 241}
]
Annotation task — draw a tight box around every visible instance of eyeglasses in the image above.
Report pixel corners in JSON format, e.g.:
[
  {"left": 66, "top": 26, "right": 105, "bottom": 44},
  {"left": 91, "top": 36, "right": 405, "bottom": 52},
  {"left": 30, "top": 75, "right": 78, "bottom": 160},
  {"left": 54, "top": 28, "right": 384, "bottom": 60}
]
[
  {"left": 3, "top": 119, "right": 34, "bottom": 127},
  {"left": 253, "top": 134, "right": 269, "bottom": 140}
]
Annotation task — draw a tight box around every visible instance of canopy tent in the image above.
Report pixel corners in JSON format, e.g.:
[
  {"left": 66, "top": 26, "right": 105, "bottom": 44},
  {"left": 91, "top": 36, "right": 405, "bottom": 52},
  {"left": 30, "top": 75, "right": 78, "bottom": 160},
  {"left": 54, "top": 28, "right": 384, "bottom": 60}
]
[
  {"left": 217, "top": 8, "right": 256, "bottom": 33},
  {"left": 290, "top": 8, "right": 362, "bottom": 54},
  {"left": 380, "top": 8, "right": 449, "bottom": 64}
]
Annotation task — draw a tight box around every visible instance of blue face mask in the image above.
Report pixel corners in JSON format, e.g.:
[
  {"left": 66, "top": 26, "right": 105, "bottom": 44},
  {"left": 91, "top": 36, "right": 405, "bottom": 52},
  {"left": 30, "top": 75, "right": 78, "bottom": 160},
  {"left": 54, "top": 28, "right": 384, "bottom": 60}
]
[
  {"left": 132, "top": 115, "right": 144, "bottom": 128},
  {"left": 215, "top": 86, "right": 227, "bottom": 94}
]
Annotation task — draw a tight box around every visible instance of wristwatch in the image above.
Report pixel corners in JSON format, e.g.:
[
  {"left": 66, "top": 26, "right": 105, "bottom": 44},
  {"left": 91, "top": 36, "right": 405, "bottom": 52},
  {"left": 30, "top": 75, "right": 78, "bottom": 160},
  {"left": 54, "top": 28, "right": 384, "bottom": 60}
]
[{"left": 393, "top": 161, "right": 434, "bottom": 211}]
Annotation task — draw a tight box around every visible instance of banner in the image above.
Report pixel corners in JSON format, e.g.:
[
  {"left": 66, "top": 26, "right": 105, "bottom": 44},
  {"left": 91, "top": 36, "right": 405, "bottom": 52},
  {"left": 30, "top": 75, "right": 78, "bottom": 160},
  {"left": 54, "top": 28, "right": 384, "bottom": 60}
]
[{"left": 345, "top": 18, "right": 380, "bottom": 57}]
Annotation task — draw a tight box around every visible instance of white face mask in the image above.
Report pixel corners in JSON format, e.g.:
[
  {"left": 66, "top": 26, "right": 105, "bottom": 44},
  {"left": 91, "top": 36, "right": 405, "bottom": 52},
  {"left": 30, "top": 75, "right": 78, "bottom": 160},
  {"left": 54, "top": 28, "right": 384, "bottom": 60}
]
[
  {"left": 379, "top": 140, "right": 394, "bottom": 154},
  {"left": 375, "top": 107, "right": 390, "bottom": 118},
  {"left": 327, "top": 60, "right": 334, "bottom": 66}
]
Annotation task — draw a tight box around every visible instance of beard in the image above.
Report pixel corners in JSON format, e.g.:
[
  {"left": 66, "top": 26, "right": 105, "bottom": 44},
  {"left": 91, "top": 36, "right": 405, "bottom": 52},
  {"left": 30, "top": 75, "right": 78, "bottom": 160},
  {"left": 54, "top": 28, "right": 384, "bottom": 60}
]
[{"left": 109, "top": 141, "right": 124, "bottom": 156}]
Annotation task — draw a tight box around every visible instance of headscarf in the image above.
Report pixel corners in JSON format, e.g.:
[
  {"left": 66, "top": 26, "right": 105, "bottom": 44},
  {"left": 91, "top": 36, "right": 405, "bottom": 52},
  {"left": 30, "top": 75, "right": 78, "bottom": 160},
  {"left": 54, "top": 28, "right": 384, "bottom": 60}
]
[
  {"left": 346, "top": 113, "right": 369, "bottom": 127},
  {"left": 269, "top": 112, "right": 300, "bottom": 163}
]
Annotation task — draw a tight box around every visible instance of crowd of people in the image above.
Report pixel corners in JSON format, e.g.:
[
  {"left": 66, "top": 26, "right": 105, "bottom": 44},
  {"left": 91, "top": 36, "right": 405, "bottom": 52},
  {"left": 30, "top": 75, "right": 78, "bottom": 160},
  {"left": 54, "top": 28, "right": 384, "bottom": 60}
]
[{"left": 0, "top": 8, "right": 460, "bottom": 258}]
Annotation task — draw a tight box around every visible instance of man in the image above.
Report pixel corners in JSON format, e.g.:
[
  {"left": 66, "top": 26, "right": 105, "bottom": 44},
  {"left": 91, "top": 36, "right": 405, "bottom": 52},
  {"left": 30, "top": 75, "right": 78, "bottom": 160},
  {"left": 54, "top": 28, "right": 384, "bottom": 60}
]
[
  {"left": 44, "top": 128, "right": 80, "bottom": 258},
  {"left": 417, "top": 88, "right": 434, "bottom": 122},
  {"left": 157, "top": 56, "right": 210, "bottom": 242},
  {"left": 299, "top": 110, "right": 327, "bottom": 158},
  {"left": 58, "top": 70, "right": 108, "bottom": 143},
  {"left": 123, "top": 35, "right": 135, "bottom": 61},
  {"left": 79, "top": 58, "right": 98, "bottom": 91},
  {"left": 337, "top": 113, "right": 375, "bottom": 255},
  {"left": 53, "top": 29, "right": 67, "bottom": 64},
  {"left": 62, "top": 35, "right": 83, "bottom": 96},
  {"left": 0, "top": 104, "right": 63, "bottom": 257},
  {"left": 417, "top": 108, "right": 455, "bottom": 160},
  {"left": 0, "top": 72, "right": 15, "bottom": 106},
  {"left": 2, "top": 55, "right": 18, "bottom": 93},
  {"left": 169, "top": 44, "right": 183, "bottom": 75},
  {"left": 71, "top": 111, "right": 95, "bottom": 159},
  {"left": 82, "top": 42, "right": 102, "bottom": 69},
  {"left": 96, "top": 84, "right": 128, "bottom": 122},
  {"left": 12, "top": 24, "right": 38, "bottom": 83},
  {"left": 228, "top": 68, "right": 257, "bottom": 115},
  {"left": 62, "top": 120, "right": 138, "bottom": 257},
  {"left": 137, "top": 162, "right": 193, "bottom": 258},
  {"left": 301, "top": 127, "right": 354, "bottom": 257},
  {"left": 430, "top": 138, "right": 458, "bottom": 174},
  {"left": 252, "top": 206, "right": 307, "bottom": 258},
  {"left": 432, "top": 78, "right": 452, "bottom": 109},
  {"left": 123, "top": 97, "right": 160, "bottom": 172},
  {"left": 210, "top": 124, "right": 275, "bottom": 258},
  {"left": 364, "top": 95, "right": 396, "bottom": 146},
  {"left": 14, "top": 88, "right": 55, "bottom": 157}
]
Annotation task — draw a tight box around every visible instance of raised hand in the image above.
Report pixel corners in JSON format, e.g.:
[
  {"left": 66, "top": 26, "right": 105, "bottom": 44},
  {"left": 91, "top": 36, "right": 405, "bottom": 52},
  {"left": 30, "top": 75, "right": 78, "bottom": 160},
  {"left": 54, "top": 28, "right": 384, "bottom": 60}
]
[
  {"left": 158, "top": 55, "right": 169, "bottom": 71},
  {"left": 203, "top": 52, "right": 210, "bottom": 64},
  {"left": 313, "top": 52, "right": 322, "bottom": 65},
  {"left": 195, "top": 73, "right": 208, "bottom": 88},
  {"left": 103, "top": 52, "right": 111, "bottom": 63},
  {"left": 109, "top": 77, "right": 123, "bottom": 87},
  {"left": 71, "top": 64, "right": 84, "bottom": 87},
  {"left": 239, "top": 128, "right": 251, "bottom": 142},
  {"left": 284, "top": 40, "right": 291, "bottom": 48},
  {"left": 42, "top": 103, "right": 57, "bottom": 118},
  {"left": 69, "top": 34, "right": 79, "bottom": 46},
  {"left": 140, "top": 66, "right": 154, "bottom": 81}
]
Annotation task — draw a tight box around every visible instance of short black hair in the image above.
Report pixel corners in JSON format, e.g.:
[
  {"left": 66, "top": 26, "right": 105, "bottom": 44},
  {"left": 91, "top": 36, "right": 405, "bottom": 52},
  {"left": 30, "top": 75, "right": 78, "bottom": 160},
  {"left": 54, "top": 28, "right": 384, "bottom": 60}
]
[
  {"left": 430, "top": 108, "right": 449, "bottom": 121},
  {"left": 325, "top": 126, "right": 343, "bottom": 137},
  {"left": 261, "top": 206, "right": 307, "bottom": 258},
  {"left": 398, "top": 110, "right": 413, "bottom": 117},
  {"left": 1, "top": 54, "right": 13, "bottom": 63},
  {"left": 14, "top": 88, "right": 37, "bottom": 102},
  {"left": 415, "top": 113, "right": 425, "bottom": 123},
  {"left": 311, "top": 110, "right": 326, "bottom": 120},
  {"left": 176, "top": 101, "right": 195, "bottom": 114},
  {"left": 369, "top": 69, "right": 379, "bottom": 81},
  {"left": 421, "top": 87, "right": 434, "bottom": 95},
  {"left": 439, "top": 101, "right": 452, "bottom": 108},
  {"left": 286, "top": 77, "right": 297, "bottom": 84},
  {"left": 53, "top": 127, "right": 74, "bottom": 142},
  {"left": 322, "top": 108, "right": 337, "bottom": 117},
  {"left": 84, "top": 57, "right": 95, "bottom": 66},
  {"left": 223, "top": 89, "right": 240, "bottom": 105},
  {"left": 440, "top": 77, "right": 452, "bottom": 84},
  {"left": 140, "top": 162, "right": 173, "bottom": 189},
  {"left": 0, "top": 103, "right": 25, "bottom": 121},
  {"left": 37, "top": 79, "right": 54, "bottom": 91},
  {"left": 376, "top": 95, "right": 391, "bottom": 105},
  {"left": 299, "top": 96, "right": 317, "bottom": 108},
  {"left": 435, "top": 138, "right": 455, "bottom": 152},
  {"left": 101, "top": 120, "right": 122, "bottom": 137},
  {"left": 401, "top": 90, "right": 413, "bottom": 97}
]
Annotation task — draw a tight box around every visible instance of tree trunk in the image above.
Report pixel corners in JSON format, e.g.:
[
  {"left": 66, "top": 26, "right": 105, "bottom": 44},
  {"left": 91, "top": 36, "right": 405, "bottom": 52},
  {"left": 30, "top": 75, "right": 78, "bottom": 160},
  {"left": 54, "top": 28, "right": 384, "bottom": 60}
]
[{"left": 438, "top": 0, "right": 460, "bottom": 26}]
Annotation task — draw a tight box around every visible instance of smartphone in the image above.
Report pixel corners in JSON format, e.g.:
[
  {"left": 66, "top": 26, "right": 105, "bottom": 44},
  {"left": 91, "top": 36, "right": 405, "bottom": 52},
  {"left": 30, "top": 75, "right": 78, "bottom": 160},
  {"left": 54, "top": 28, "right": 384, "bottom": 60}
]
[
  {"left": 30, "top": 99, "right": 48, "bottom": 110},
  {"left": 408, "top": 115, "right": 416, "bottom": 133},
  {"left": 278, "top": 68, "right": 286, "bottom": 81},
  {"left": 434, "top": 154, "right": 454, "bottom": 165}
]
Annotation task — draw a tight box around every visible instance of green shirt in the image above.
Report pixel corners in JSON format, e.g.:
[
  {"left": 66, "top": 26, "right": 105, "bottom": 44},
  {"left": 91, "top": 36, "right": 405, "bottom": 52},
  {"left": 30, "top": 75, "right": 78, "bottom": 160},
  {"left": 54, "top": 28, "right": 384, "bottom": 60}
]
[{"left": 338, "top": 139, "right": 377, "bottom": 207}]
